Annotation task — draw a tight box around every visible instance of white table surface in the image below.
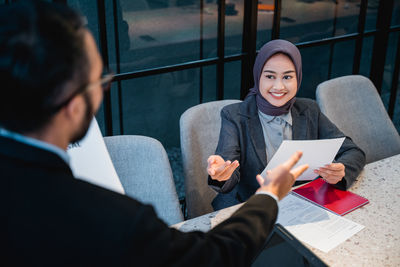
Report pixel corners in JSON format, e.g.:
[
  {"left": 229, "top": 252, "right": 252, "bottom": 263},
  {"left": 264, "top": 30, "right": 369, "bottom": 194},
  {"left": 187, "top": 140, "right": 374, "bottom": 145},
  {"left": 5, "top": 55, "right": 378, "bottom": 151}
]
[{"left": 173, "top": 154, "right": 400, "bottom": 266}]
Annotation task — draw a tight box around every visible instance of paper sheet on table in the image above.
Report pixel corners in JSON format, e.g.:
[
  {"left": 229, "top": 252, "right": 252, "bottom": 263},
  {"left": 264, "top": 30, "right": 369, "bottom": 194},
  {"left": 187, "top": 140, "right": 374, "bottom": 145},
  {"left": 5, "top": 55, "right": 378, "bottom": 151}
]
[
  {"left": 277, "top": 193, "right": 364, "bottom": 253},
  {"left": 67, "top": 119, "right": 125, "bottom": 195},
  {"left": 261, "top": 137, "right": 345, "bottom": 181}
]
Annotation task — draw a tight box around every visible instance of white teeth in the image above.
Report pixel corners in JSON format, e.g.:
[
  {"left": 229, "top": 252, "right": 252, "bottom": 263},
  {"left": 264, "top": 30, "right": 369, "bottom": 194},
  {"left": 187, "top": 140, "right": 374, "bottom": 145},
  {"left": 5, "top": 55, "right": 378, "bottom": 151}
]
[{"left": 271, "top": 92, "right": 285, "bottom": 97}]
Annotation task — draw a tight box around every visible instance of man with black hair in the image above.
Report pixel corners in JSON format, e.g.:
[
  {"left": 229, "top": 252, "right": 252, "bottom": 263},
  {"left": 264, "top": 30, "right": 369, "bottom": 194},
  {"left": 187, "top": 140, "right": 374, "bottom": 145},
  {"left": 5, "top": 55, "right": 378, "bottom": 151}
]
[{"left": 0, "top": 1, "right": 307, "bottom": 266}]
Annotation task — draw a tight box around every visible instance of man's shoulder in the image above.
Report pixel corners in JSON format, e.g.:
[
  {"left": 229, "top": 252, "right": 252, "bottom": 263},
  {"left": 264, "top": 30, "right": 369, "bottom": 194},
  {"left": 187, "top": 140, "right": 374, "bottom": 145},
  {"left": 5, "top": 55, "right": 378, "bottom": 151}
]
[{"left": 63, "top": 174, "right": 150, "bottom": 217}]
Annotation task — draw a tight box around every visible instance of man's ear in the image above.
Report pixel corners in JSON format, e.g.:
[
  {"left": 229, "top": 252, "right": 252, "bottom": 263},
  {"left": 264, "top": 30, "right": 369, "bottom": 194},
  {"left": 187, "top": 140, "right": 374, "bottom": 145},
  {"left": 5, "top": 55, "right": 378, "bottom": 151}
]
[{"left": 63, "top": 95, "right": 84, "bottom": 121}]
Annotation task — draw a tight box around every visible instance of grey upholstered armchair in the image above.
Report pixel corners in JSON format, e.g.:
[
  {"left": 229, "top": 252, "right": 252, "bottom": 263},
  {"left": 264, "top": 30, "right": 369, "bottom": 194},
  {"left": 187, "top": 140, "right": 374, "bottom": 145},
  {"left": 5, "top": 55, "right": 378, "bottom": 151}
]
[
  {"left": 104, "top": 135, "right": 183, "bottom": 225},
  {"left": 316, "top": 75, "right": 400, "bottom": 163},
  {"left": 180, "top": 99, "right": 242, "bottom": 219}
]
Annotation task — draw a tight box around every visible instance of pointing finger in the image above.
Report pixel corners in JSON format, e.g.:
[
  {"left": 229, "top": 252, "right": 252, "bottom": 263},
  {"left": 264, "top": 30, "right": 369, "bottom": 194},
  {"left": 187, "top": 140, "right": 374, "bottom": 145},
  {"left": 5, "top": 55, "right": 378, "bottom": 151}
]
[
  {"left": 256, "top": 174, "right": 264, "bottom": 186},
  {"left": 282, "top": 151, "right": 303, "bottom": 170},
  {"left": 290, "top": 164, "right": 309, "bottom": 180}
]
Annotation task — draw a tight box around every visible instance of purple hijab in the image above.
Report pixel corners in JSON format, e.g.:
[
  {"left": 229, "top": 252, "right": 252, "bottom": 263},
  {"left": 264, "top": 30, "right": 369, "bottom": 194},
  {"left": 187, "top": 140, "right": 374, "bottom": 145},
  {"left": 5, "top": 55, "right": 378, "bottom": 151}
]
[{"left": 247, "top": 39, "right": 302, "bottom": 116}]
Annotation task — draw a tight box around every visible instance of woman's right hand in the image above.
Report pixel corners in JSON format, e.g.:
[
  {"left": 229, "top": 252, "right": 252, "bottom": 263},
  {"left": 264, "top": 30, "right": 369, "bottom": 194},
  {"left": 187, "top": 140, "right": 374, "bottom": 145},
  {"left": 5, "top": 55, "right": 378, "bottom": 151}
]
[{"left": 207, "top": 155, "right": 239, "bottom": 182}]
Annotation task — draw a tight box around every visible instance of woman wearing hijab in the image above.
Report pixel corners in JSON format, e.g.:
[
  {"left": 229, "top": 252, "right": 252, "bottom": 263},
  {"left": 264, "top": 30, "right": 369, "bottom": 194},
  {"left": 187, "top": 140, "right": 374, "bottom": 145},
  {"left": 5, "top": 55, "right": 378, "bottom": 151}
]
[{"left": 207, "top": 39, "right": 366, "bottom": 210}]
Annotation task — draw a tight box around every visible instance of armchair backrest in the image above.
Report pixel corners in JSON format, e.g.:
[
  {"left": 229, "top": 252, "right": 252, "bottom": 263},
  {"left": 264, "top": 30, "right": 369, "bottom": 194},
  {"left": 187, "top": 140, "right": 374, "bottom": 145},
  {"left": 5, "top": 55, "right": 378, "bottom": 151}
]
[
  {"left": 180, "top": 99, "right": 242, "bottom": 218},
  {"left": 104, "top": 135, "right": 183, "bottom": 225},
  {"left": 316, "top": 75, "right": 400, "bottom": 163}
]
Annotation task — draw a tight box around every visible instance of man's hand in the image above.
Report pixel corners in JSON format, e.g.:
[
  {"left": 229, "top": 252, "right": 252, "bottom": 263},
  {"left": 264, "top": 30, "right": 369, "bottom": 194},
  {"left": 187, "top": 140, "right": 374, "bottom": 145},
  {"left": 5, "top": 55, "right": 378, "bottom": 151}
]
[
  {"left": 314, "top": 162, "right": 345, "bottom": 184},
  {"left": 256, "top": 151, "right": 308, "bottom": 200},
  {"left": 207, "top": 155, "right": 239, "bottom": 182}
]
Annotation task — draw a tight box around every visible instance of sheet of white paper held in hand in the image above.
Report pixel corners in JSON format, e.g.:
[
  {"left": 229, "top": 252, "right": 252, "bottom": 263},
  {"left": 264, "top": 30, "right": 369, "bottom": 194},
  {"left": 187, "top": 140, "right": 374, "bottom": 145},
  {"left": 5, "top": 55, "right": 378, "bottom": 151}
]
[{"left": 261, "top": 137, "right": 346, "bottom": 181}]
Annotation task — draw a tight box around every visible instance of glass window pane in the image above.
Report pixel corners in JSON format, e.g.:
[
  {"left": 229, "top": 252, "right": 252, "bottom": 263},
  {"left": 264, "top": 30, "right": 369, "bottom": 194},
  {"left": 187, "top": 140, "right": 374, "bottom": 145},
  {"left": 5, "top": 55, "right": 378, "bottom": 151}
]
[
  {"left": 69, "top": 1, "right": 119, "bottom": 76},
  {"left": 381, "top": 32, "right": 400, "bottom": 110},
  {"left": 280, "top": 1, "right": 335, "bottom": 43},
  {"left": 298, "top": 45, "right": 330, "bottom": 99},
  {"left": 330, "top": 40, "right": 356, "bottom": 79},
  {"left": 109, "top": 83, "right": 122, "bottom": 135},
  {"left": 120, "top": 68, "right": 200, "bottom": 148},
  {"left": 334, "top": 1, "right": 360, "bottom": 36},
  {"left": 256, "top": 0, "right": 274, "bottom": 49},
  {"left": 359, "top": 36, "right": 374, "bottom": 77},
  {"left": 67, "top": 1, "right": 100, "bottom": 48},
  {"left": 111, "top": 1, "right": 219, "bottom": 73},
  {"left": 202, "top": 1, "right": 218, "bottom": 58},
  {"left": 392, "top": 0, "right": 400, "bottom": 26},
  {"left": 202, "top": 65, "right": 218, "bottom": 103},
  {"left": 365, "top": 0, "right": 378, "bottom": 31},
  {"left": 279, "top": 1, "right": 362, "bottom": 44},
  {"left": 95, "top": 82, "right": 121, "bottom": 136},
  {"left": 224, "top": 60, "right": 241, "bottom": 99},
  {"left": 225, "top": 0, "right": 244, "bottom": 55}
]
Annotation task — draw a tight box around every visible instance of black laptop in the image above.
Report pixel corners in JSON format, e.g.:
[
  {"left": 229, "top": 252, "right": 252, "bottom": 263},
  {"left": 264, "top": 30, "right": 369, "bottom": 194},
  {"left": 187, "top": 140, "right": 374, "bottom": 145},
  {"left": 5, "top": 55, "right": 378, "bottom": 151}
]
[{"left": 252, "top": 224, "right": 328, "bottom": 267}]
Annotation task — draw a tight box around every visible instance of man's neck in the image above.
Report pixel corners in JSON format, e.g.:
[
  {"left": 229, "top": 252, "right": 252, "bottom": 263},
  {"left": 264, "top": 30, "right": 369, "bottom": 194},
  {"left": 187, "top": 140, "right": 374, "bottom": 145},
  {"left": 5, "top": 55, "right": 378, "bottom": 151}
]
[{"left": 25, "top": 131, "right": 69, "bottom": 151}]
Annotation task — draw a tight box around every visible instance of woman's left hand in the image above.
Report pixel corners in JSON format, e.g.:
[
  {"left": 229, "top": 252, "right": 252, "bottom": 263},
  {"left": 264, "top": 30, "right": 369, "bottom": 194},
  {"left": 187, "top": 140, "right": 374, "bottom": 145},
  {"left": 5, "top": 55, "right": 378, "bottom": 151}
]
[{"left": 314, "top": 163, "right": 345, "bottom": 184}]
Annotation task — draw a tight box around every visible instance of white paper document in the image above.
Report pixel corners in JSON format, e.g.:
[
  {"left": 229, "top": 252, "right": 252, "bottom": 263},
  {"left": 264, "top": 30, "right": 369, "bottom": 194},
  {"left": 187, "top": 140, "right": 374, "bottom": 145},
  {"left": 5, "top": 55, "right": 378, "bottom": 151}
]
[
  {"left": 67, "top": 119, "right": 125, "bottom": 195},
  {"left": 261, "top": 137, "right": 345, "bottom": 181},
  {"left": 277, "top": 193, "right": 364, "bottom": 253}
]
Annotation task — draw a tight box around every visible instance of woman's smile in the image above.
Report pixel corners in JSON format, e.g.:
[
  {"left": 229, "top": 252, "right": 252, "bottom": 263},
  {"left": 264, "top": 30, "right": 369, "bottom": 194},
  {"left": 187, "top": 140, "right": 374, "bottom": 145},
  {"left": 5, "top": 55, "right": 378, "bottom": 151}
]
[{"left": 269, "top": 91, "right": 287, "bottom": 99}]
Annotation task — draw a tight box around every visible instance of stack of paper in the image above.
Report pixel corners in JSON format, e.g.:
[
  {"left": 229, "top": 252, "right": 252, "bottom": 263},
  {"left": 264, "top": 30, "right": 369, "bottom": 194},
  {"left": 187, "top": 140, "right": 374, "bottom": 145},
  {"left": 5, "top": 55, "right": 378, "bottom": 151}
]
[{"left": 277, "top": 193, "right": 364, "bottom": 253}]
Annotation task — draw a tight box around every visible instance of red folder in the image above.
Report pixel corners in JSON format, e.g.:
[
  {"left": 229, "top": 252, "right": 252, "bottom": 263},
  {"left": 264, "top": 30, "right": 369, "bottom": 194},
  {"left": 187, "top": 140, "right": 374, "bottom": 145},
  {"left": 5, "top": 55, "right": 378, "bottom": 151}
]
[{"left": 292, "top": 178, "right": 369, "bottom": 216}]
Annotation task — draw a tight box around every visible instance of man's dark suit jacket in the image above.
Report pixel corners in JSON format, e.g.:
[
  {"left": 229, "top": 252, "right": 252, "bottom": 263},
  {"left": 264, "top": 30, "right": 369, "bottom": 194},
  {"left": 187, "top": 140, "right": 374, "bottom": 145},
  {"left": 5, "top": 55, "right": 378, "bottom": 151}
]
[
  {"left": 208, "top": 95, "right": 366, "bottom": 209},
  {"left": 1, "top": 135, "right": 278, "bottom": 266}
]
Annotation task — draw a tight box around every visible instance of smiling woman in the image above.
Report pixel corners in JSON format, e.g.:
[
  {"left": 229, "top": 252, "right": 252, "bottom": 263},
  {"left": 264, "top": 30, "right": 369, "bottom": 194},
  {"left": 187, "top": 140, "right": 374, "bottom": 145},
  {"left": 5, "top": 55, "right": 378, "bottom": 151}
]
[{"left": 206, "top": 39, "right": 366, "bottom": 211}]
